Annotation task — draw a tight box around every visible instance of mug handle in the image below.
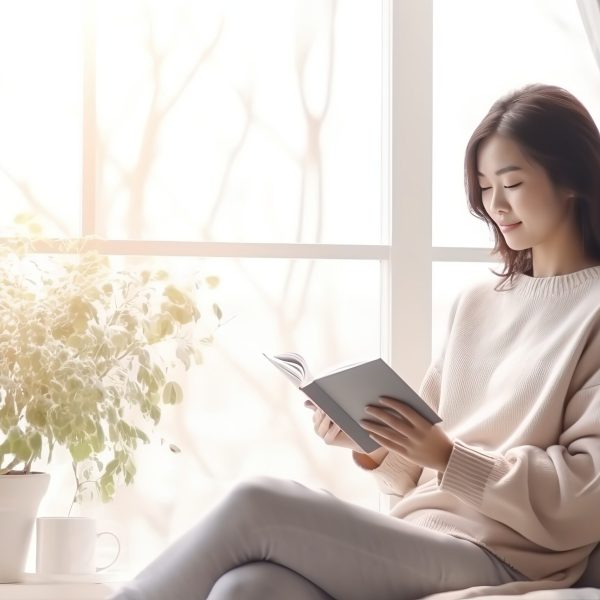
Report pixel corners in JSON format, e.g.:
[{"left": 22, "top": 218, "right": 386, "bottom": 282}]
[{"left": 96, "top": 531, "right": 121, "bottom": 572}]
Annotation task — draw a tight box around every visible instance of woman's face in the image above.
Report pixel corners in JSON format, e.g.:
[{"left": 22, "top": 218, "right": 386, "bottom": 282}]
[{"left": 477, "top": 133, "right": 576, "bottom": 256}]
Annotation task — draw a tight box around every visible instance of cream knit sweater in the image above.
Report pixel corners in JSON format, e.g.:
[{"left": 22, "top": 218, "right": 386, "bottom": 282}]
[{"left": 360, "top": 266, "right": 600, "bottom": 599}]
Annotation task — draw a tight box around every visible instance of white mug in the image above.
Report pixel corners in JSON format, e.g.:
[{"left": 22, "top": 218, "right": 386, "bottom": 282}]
[{"left": 36, "top": 517, "right": 120, "bottom": 577}]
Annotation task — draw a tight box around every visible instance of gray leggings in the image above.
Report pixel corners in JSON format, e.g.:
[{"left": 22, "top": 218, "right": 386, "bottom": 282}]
[{"left": 110, "top": 476, "right": 527, "bottom": 600}]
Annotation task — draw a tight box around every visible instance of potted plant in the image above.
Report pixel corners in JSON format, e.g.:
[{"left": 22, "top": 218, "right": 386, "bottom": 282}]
[{"left": 0, "top": 226, "right": 222, "bottom": 582}]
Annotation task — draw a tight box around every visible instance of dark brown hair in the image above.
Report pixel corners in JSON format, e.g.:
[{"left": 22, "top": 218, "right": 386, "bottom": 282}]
[{"left": 464, "top": 83, "right": 600, "bottom": 291}]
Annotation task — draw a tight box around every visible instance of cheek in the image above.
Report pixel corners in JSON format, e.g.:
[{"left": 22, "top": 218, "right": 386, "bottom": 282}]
[{"left": 516, "top": 196, "right": 565, "bottom": 234}]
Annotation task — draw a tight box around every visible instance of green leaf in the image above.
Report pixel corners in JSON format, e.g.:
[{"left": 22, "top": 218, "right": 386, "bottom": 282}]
[
  {"left": 26, "top": 404, "right": 47, "bottom": 428},
  {"left": 176, "top": 345, "right": 191, "bottom": 370},
  {"left": 91, "top": 427, "right": 105, "bottom": 452},
  {"left": 14, "top": 212, "right": 34, "bottom": 225},
  {"left": 151, "top": 365, "right": 166, "bottom": 387},
  {"left": 137, "top": 366, "right": 150, "bottom": 387},
  {"left": 105, "top": 458, "right": 120, "bottom": 476},
  {"left": 213, "top": 303, "right": 222, "bottom": 320},
  {"left": 27, "top": 223, "right": 43, "bottom": 235},
  {"left": 14, "top": 437, "right": 32, "bottom": 462},
  {"left": 117, "top": 420, "right": 133, "bottom": 440},
  {"left": 205, "top": 276, "right": 220, "bottom": 289},
  {"left": 134, "top": 427, "right": 150, "bottom": 444},
  {"left": 163, "top": 285, "right": 187, "bottom": 305},
  {"left": 162, "top": 381, "right": 183, "bottom": 405},
  {"left": 107, "top": 406, "right": 118, "bottom": 425},
  {"left": 29, "top": 432, "right": 42, "bottom": 459},
  {"left": 124, "top": 458, "right": 136, "bottom": 478},
  {"left": 193, "top": 347, "right": 203, "bottom": 365},
  {"left": 99, "top": 474, "right": 115, "bottom": 503},
  {"left": 69, "top": 441, "right": 93, "bottom": 462},
  {"left": 149, "top": 405, "right": 161, "bottom": 425}
]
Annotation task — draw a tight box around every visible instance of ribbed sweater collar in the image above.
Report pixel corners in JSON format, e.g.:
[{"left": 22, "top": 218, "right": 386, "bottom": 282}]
[{"left": 509, "top": 265, "right": 600, "bottom": 298}]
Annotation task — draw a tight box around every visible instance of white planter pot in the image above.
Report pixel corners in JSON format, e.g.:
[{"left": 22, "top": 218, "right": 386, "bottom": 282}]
[{"left": 0, "top": 472, "right": 50, "bottom": 582}]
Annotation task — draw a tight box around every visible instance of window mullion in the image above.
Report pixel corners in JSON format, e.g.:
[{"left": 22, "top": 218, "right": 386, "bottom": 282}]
[{"left": 386, "top": 0, "right": 433, "bottom": 392}]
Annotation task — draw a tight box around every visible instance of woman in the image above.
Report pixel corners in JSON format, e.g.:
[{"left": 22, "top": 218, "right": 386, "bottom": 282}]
[{"left": 112, "top": 84, "right": 600, "bottom": 600}]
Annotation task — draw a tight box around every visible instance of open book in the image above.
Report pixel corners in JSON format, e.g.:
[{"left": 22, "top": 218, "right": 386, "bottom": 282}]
[{"left": 263, "top": 352, "right": 441, "bottom": 453}]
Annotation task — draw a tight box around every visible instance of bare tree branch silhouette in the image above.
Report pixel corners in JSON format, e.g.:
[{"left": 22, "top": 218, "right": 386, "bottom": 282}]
[
  {"left": 201, "top": 87, "right": 254, "bottom": 240},
  {"left": 280, "top": 0, "right": 337, "bottom": 322},
  {"left": 125, "top": 10, "right": 223, "bottom": 239}
]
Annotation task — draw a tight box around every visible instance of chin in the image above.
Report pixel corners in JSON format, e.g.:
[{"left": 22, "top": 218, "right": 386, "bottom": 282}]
[{"left": 503, "top": 230, "right": 529, "bottom": 252}]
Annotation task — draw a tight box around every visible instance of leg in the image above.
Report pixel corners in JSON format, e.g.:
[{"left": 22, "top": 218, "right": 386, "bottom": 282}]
[
  {"left": 207, "top": 561, "right": 334, "bottom": 600},
  {"left": 110, "top": 476, "right": 525, "bottom": 600}
]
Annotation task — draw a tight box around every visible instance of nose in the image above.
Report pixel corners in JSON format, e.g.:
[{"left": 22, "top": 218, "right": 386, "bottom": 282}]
[{"left": 487, "top": 187, "right": 510, "bottom": 216}]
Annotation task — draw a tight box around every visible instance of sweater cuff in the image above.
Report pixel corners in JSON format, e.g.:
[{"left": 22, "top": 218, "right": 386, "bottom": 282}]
[{"left": 438, "top": 440, "right": 498, "bottom": 507}]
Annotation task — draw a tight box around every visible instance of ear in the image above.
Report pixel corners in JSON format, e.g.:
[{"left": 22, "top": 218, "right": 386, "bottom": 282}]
[{"left": 560, "top": 187, "right": 578, "bottom": 204}]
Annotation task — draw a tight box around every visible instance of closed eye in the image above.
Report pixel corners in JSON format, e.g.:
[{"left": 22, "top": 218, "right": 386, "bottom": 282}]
[{"left": 480, "top": 183, "right": 522, "bottom": 193}]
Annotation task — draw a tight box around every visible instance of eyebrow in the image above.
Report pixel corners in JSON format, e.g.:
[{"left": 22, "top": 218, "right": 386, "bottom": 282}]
[{"left": 477, "top": 165, "right": 523, "bottom": 177}]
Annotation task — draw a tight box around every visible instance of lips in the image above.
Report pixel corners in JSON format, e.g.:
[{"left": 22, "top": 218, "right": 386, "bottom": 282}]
[{"left": 499, "top": 222, "right": 522, "bottom": 232}]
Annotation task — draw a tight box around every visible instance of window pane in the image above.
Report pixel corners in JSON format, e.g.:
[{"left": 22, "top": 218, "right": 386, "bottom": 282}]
[
  {"left": 0, "top": 1, "right": 82, "bottom": 237},
  {"left": 432, "top": 261, "right": 500, "bottom": 362},
  {"left": 433, "top": 0, "right": 600, "bottom": 248},
  {"left": 95, "top": 0, "right": 383, "bottom": 244},
  {"left": 32, "top": 257, "right": 381, "bottom": 575}
]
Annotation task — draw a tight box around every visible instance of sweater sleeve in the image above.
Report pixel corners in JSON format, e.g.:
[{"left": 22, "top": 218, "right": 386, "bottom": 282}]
[{"left": 439, "top": 382, "right": 600, "bottom": 550}]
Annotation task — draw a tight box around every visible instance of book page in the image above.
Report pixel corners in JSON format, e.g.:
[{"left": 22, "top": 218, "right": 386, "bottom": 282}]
[{"left": 263, "top": 352, "right": 312, "bottom": 387}]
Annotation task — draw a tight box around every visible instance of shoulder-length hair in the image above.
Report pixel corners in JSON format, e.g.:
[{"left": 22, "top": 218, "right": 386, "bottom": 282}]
[{"left": 464, "top": 83, "right": 600, "bottom": 291}]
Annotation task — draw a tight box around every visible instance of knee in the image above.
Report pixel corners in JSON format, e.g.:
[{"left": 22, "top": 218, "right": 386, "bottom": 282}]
[
  {"left": 207, "top": 562, "right": 282, "bottom": 600},
  {"left": 108, "top": 583, "right": 144, "bottom": 600},
  {"left": 223, "top": 476, "right": 298, "bottom": 514}
]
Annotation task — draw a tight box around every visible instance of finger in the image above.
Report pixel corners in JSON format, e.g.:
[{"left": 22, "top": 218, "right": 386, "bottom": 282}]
[
  {"left": 323, "top": 422, "right": 341, "bottom": 444},
  {"left": 304, "top": 400, "right": 317, "bottom": 410},
  {"left": 317, "top": 415, "right": 332, "bottom": 438},
  {"left": 313, "top": 409, "right": 326, "bottom": 430},
  {"left": 361, "top": 419, "right": 408, "bottom": 446},
  {"left": 324, "top": 422, "right": 340, "bottom": 444},
  {"left": 367, "top": 431, "right": 407, "bottom": 455},
  {"left": 363, "top": 406, "right": 412, "bottom": 435},
  {"left": 377, "top": 397, "right": 422, "bottom": 427},
  {"left": 313, "top": 407, "right": 325, "bottom": 425}
]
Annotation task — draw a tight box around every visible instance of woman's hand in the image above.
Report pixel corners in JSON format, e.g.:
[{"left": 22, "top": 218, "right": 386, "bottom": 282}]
[
  {"left": 306, "top": 400, "right": 365, "bottom": 452},
  {"left": 304, "top": 400, "right": 389, "bottom": 468},
  {"left": 360, "top": 396, "right": 454, "bottom": 473}
]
